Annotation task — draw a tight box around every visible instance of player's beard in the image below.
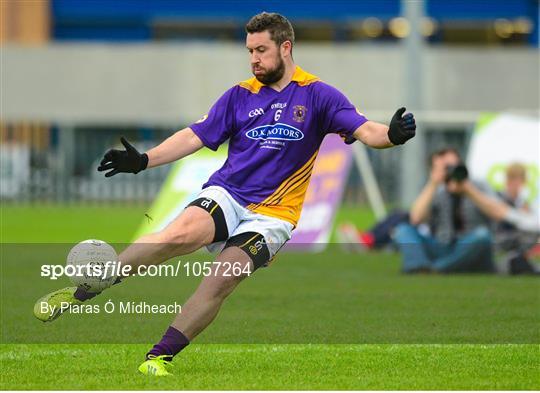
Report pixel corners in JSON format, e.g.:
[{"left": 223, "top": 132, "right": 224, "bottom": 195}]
[{"left": 253, "top": 55, "right": 285, "bottom": 85}]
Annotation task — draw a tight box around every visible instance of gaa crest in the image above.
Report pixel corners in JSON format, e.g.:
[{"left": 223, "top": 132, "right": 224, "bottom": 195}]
[{"left": 292, "top": 105, "right": 307, "bottom": 122}]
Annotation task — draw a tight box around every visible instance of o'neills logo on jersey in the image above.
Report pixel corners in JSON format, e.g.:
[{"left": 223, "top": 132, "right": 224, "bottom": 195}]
[{"left": 245, "top": 123, "right": 304, "bottom": 141}]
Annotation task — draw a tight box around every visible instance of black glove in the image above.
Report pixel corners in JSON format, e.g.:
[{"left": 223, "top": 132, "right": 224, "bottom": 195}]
[
  {"left": 97, "top": 137, "right": 148, "bottom": 177},
  {"left": 388, "top": 107, "right": 416, "bottom": 145}
]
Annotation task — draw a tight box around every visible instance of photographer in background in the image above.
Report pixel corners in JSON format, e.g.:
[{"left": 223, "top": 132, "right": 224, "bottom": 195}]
[{"left": 394, "top": 147, "right": 495, "bottom": 273}]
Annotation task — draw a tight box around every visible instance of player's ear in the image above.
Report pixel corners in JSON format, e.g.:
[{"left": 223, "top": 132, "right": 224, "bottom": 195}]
[{"left": 281, "top": 40, "right": 292, "bottom": 58}]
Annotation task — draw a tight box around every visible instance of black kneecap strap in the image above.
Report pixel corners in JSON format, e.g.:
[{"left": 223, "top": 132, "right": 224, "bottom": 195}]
[
  {"left": 187, "top": 197, "right": 228, "bottom": 242},
  {"left": 225, "top": 232, "right": 270, "bottom": 270}
]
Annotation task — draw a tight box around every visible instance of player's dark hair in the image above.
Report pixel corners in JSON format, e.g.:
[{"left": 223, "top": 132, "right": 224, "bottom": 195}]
[{"left": 245, "top": 12, "right": 295, "bottom": 48}]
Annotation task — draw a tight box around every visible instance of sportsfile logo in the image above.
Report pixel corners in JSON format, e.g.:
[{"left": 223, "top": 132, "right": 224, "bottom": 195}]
[{"left": 245, "top": 123, "right": 304, "bottom": 141}]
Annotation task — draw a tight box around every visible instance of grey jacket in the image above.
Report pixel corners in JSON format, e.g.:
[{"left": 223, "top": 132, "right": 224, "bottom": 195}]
[{"left": 429, "top": 180, "right": 493, "bottom": 244}]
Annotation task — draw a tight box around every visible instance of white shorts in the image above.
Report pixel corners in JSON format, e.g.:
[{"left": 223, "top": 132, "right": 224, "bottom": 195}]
[{"left": 195, "top": 186, "right": 294, "bottom": 262}]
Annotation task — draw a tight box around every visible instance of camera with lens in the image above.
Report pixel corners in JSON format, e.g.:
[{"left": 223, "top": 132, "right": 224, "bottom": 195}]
[{"left": 445, "top": 163, "right": 468, "bottom": 182}]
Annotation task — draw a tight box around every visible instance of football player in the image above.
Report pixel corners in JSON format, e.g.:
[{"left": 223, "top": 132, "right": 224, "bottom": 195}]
[{"left": 34, "top": 12, "right": 415, "bottom": 376}]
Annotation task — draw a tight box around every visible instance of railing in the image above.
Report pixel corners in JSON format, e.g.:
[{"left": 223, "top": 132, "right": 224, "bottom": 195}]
[{"left": 1, "top": 122, "right": 471, "bottom": 205}]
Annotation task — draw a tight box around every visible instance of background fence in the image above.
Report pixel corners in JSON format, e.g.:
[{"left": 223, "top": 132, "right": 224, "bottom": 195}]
[{"left": 1, "top": 122, "right": 469, "bottom": 204}]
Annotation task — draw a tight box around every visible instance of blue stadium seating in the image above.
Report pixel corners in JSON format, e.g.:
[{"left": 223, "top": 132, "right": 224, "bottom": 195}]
[{"left": 51, "top": 0, "right": 538, "bottom": 45}]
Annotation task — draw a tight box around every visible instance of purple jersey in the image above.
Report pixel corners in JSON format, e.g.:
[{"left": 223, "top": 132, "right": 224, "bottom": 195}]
[{"left": 190, "top": 66, "right": 367, "bottom": 226}]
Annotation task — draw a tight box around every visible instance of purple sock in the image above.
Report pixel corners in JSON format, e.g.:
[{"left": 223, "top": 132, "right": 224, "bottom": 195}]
[{"left": 146, "top": 326, "right": 190, "bottom": 361}]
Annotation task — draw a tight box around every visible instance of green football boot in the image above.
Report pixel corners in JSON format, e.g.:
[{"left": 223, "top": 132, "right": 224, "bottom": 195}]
[
  {"left": 33, "top": 286, "right": 82, "bottom": 322},
  {"left": 138, "top": 355, "right": 173, "bottom": 376}
]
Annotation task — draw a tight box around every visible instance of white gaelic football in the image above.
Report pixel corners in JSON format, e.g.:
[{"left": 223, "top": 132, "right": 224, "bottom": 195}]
[{"left": 66, "top": 239, "right": 118, "bottom": 293}]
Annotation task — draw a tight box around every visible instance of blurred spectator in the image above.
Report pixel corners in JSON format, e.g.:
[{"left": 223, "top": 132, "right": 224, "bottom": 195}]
[
  {"left": 393, "top": 147, "right": 495, "bottom": 273},
  {"left": 457, "top": 171, "right": 539, "bottom": 275},
  {"left": 339, "top": 157, "right": 539, "bottom": 275},
  {"left": 337, "top": 149, "right": 458, "bottom": 253},
  {"left": 493, "top": 163, "right": 532, "bottom": 250},
  {"left": 338, "top": 210, "right": 409, "bottom": 252},
  {"left": 337, "top": 153, "right": 447, "bottom": 252},
  {"left": 498, "top": 163, "right": 530, "bottom": 213},
  {"left": 465, "top": 177, "right": 538, "bottom": 234}
]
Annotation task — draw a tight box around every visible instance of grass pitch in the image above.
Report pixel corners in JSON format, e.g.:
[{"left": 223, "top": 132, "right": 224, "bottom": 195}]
[
  {"left": 2, "top": 344, "right": 538, "bottom": 390},
  {"left": 1, "top": 204, "right": 539, "bottom": 390}
]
